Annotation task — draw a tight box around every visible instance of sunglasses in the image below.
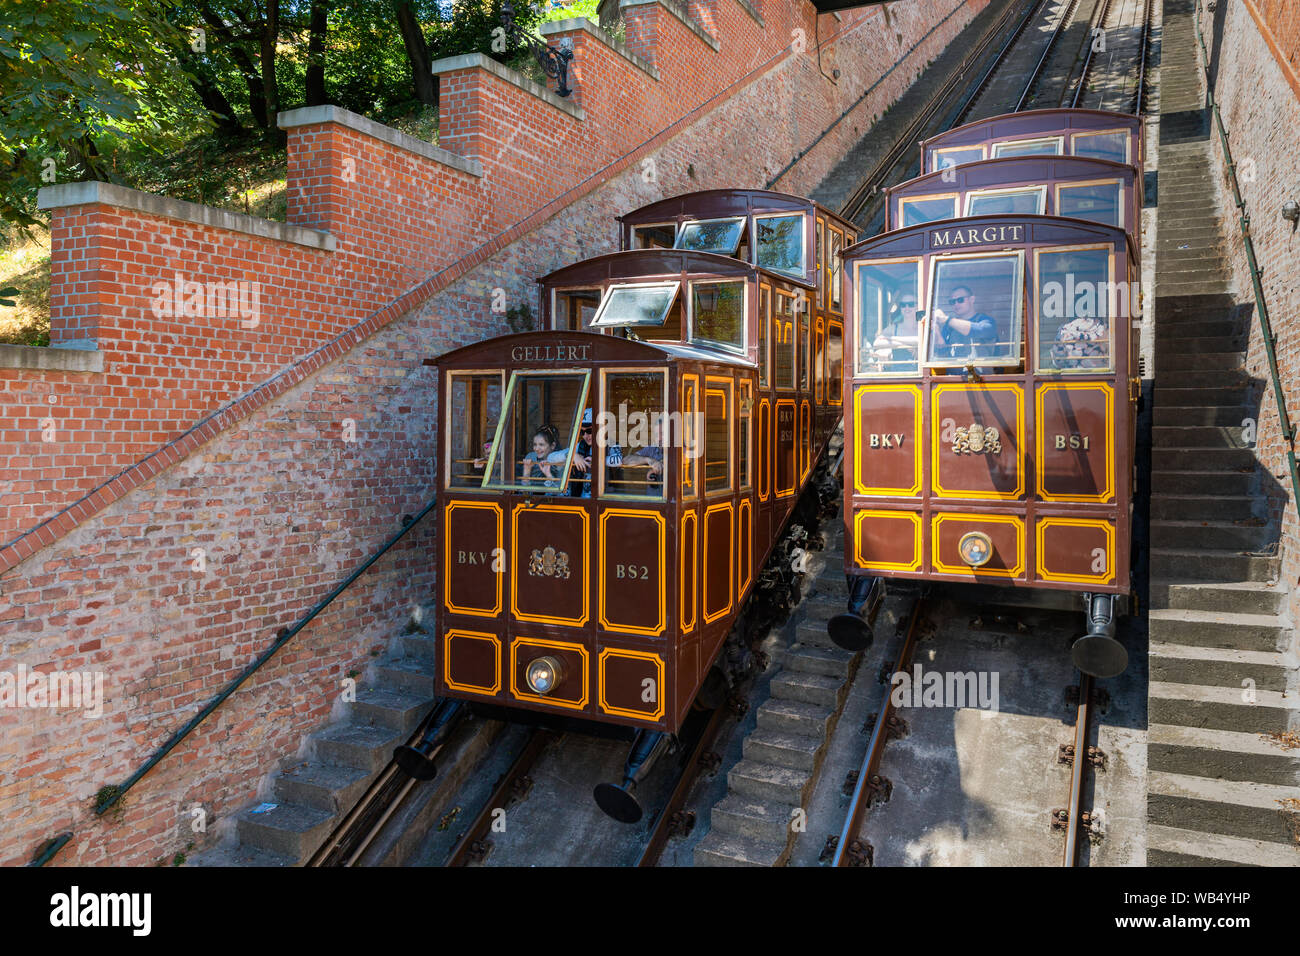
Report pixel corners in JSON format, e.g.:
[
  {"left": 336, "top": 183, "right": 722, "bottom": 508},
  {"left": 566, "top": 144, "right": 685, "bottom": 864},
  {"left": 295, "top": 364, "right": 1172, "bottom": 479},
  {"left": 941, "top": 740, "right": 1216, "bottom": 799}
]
[
  {"left": 949, "top": 295, "right": 970, "bottom": 305},
  {"left": 899, "top": 301, "right": 917, "bottom": 308}
]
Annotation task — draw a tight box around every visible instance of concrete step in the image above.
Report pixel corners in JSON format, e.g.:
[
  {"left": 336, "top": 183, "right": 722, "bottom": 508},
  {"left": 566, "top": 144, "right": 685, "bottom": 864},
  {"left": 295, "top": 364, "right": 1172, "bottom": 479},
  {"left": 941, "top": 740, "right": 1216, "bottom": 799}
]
[
  {"left": 727, "top": 758, "right": 813, "bottom": 805},
  {"left": 1156, "top": 368, "right": 1248, "bottom": 390},
  {"left": 742, "top": 727, "right": 825, "bottom": 772},
  {"left": 1157, "top": 280, "right": 1234, "bottom": 297},
  {"left": 372, "top": 658, "right": 437, "bottom": 698},
  {"left": 312, "top": 722, "right": 405, "bottom": 774},
  {"left": 1149, "top": 519, "right": 1271, "bottom": 551},
  {"left": 693, "top": 828, "right": 788, "bottom": 867},
  {"left": 1148, "top": 607, "right": 1289, "bottom": 652},
  {"left": 1148, "top": 724, "right": 1300, "bottom": 786},
  {"left": 185, "top": 844, "right": 295, "bottom": 867},
  {"left": 707, "top": 794, "right": 796, "bottom": 846},
  {"left": 235, "top": 803, "right": 335, "bottom": 864},
  {"left": 1148, "top": 770, "right": 1300, "bottom": 846},
  {"left": 1149, "top": 547, "right": 1278, "bottom": 583},
  {"left": 780, "top": 643, "right": 857, "bottom": 679},
  {"left": 1154, "top": 319, "right": 1238, "bottom": 340},
  {"left": 769, "top": 670, "right": 845, "bottom": 708},
  {"left": 1152, "top": 425, "right": 1250, "bottom": 448},
  {"left": 1151, "top": 446, "right": 1257, "bottom": 471},
  {"left": 1148, "top": 469, "right": 1256, "bottom": 495},
  {"left": 1154, "top": 334, "right": 1245, "bottom": 355},
  {"left": 1155, "top": 351, "right": 1245, "bottom": 372},
  {"left": 1149, "top": 680, "right": 1299, "bottom": 734},
  {"left": 401, "top": 633, "right": 438, "bottom": 663},
  {"left": 1146, "top": 823, "right": 1300, "bottom": 866},
  {"left": 1148, "top": 641, "right": 1292, "bottom": 693},
  {"left": 756, "top": 697, "right": 835, "bottom": 738},
  {"left": 794, "top": 620, "right": 838, "bottom": 650},
  {"left": 798, "top": 595, "right": 843, "bottom": 622},
  {"left": 1154, "top": 294, "right": 1239, "bottom": 318},
  {"left": 1154, "top": 386, "right": 1250, "bottom": 408},
  {"left": 1152, "top": 404, "right": 1252, "bottom": 426},
  {"left": 1149, "top": 580, "right": 1285, "bottom": 616},
  {"left": 1149, "top": 494, "right": 1257, "bottom": 521},
  {"left": 352, "top": 688, "right": 436, "bottom": 734},
  {"left": 273, "top": 761, "right": 373, "bottom": 813}
]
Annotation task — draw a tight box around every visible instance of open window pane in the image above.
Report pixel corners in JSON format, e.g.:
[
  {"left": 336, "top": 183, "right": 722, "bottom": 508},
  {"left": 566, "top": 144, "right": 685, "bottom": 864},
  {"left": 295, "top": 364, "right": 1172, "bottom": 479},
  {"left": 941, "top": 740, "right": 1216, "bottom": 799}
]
[
  {"left": 553, "top": 288, "right": 602, "bottom": 330},
  {"left": 1036, "top": 248, "right": 1115, "bottom": 373},
  {"left": 634, "top": 224, "right": 676, "bottom": 249},
  {"left": 675, "top": 217, "right": 746, "bottom": 255},
  {"left": 901, "top": 195, "right": 957, "bottom": 226},
  {"left": 930, "top": 146, "right": 984, "bottom": 173},
  {"left": 758, "top": 285, "right": 770, "bottom": 387},
  {"left": 829, "top": 229, "right": 844, "bottom": 311},
  {"left": 965, "top": 187, "right": 1045, "bottom": 217},
  {"left": 927, "top": 254, "right": 1024, "bottom": 366},
  {"left": 855, "top": 260, "right": 921, "bottom": 377},
  {"left": 828, "top": 322, "right": 843, "bottom": 401},
  {"left": 602, "top": 371, "right": 668, "bottom": 500},
  {"left": 1071, "top": 130, "right": 1128, "bottom": 164},
  {"left": 1057, "top": 182, "right": 1123, "bottom": 228},
  {"left": 591, "top": 282, "right": 680, "bottom": 328},
  {"left": 447, "top": 372, "right": 503, "bottom": 489},
  {"left": 704, "top": 380, "right": 732, "bottom": 493},
  {"left": 992, "top": 137, "right": 1064, "bottom": 158},
  {"left": 774, "top": 292, "right": 796, "bottom": 388},
  {"left": 691, "top": 280, "right": 745, "bottom": 352},
  {"left": 483, "top": 372, "right": 589, "bottom": 494},
  {"left": 756, "top": 214, "right": 806, "bottom": 277}
]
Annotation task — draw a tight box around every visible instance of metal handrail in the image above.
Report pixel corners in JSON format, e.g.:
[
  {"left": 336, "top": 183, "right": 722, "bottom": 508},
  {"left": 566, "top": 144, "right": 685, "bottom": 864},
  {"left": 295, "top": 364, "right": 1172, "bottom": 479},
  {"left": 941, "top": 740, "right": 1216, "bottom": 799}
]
[
  {"left": 31, "top": 496, "right": 438, "bottom": 865},
  {"left": 1193, "top": 0, "right": 1300, "bottom": 511}
]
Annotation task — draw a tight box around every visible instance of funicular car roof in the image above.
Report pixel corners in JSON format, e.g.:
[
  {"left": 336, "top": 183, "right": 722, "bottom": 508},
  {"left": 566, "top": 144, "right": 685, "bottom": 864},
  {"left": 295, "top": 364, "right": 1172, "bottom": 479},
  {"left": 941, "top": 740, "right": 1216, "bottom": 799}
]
[
  {"left": 433, "top": 329, "right": 755, "bottom": 370},
  {"left": 887, "top": 155, "right": 1138, "bottom": 199},
  {"left": 618, "top": 187, "right": 852, "bottom": 229},
  {"left": 536, "top": 247, "right": 812, "bottom": 289},
  {"left": 842, "top": 213, "right": 1136, "bottom": 265},
  {"left": 920, "top": 108, "right": 1141, "bottom": 154}
]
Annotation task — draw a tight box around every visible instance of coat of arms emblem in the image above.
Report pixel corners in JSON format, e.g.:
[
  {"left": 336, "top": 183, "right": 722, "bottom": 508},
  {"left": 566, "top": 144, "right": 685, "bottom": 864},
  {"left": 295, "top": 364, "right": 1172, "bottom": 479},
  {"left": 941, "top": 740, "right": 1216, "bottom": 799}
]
[
  {"left": 528, "top": 546, "right": 571, "bottom": 579},
  {"left": 953, "top": 423, "right": 1002, "bottom": 455}
]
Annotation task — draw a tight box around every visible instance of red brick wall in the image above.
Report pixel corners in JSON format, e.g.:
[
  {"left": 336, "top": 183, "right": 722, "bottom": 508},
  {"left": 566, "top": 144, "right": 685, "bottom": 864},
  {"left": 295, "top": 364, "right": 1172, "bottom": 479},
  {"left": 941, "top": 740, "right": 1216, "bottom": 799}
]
[
  {"left": 0, "top": 0, "right": 989, "bottom": 866},
  {"left": 1200, "top": 0, "right": 1300, "bottom": 628}
]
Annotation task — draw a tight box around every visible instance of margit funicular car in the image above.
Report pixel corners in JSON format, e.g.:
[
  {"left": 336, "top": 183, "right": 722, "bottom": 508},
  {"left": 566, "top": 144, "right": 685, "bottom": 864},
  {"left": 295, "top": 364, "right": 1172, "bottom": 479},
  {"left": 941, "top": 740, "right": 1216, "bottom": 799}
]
[
  {"left": 839, "top": 214, "right": 1139, "bottom": 678},
  {"left": 919, "top": 108, "right": 1143, "bottom": 176},
  {"left": 432, "top": 239, "right": 845, "bottom": 819}
]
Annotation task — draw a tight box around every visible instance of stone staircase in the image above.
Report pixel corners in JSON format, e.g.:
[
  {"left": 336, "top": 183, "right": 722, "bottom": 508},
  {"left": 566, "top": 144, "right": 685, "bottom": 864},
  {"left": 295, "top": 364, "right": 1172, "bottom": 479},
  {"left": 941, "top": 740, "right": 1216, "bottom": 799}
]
[
  {"left": 1143, "top": 0, "right": 1300, "bottom": 866},
  {"left": 189, "top": 620, "right": 440, "bottom": 866},
  {"left": 694, "top": 526, "right": 862, "bottom": 866}
]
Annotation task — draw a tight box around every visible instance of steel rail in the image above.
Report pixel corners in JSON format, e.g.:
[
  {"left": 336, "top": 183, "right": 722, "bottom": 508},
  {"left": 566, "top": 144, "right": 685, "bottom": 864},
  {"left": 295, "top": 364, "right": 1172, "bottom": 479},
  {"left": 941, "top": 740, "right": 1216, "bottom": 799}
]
[
  {"left": 832, "top": 597, "right": 925, "bottom": 867},
  {"left": 1066, "top": 0, "right": 1115, "bottom": 108},
  {"left": 1061, "top": 673, "right": 1092, "bottom": 866},
  {"left": 1014, "top": 0, "right": 1082, "bottom": 112},
  {"left": 948, "top": 0, "right": 1055, "bottom": 128},
  {"left": 1192, "top": 0, "right": 1300, "bottom": 511},
  {"left": 1131, "top": 0, "right": 1153, "bottom": 115},
  {"left": 637, "top": 704, "right": 729, "bottom": 867},
  {"left": 445, "top": 729, "right": 554, "bottom": 867},
  {"left": 838, "top": 0, "right": 1041, "bottom": 222}
]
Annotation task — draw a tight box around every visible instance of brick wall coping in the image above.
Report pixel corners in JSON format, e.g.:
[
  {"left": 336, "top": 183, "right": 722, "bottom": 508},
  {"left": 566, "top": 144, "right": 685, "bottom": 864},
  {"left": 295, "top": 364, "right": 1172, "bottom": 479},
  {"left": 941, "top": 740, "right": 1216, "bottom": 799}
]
[
  {"left": 430, "top": 53, "right": 587, "bottom": 120},
  {"left": 620, "top": 0, "right": 722, "bottom": 52},
  {"left": 733, "top": 0, "right": 764, "bottom": 28},
  {"left": 540, "top": 16, "right": 661, "bottom": 80},
  {"left": 36, "top": 181, "right": 338, "bottom": 251},
  {"left": 277, "top": 105, "right": 484, "bottom": 177},
  {"left": 0, "top": 343, "right": 103, "bottom": 372}
]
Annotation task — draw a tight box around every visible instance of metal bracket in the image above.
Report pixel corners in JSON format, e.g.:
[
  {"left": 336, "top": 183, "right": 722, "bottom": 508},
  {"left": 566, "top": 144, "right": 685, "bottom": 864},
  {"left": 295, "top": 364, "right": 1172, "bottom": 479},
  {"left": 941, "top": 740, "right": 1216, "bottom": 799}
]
[
  {"left": 1058, "top": 744, "right": 1107, "bottom": 770},
  {"left": 1051, "top": 809, "right": 1095, "bottom": 834}
]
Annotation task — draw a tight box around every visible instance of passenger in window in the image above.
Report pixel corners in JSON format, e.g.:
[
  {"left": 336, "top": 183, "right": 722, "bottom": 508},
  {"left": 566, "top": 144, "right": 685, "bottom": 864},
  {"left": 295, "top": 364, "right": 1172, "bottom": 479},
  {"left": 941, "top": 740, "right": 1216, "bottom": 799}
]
[
  {"left": 620, "top": 445, "right": 663, "bottom": 479},
  {"left": 930, "top": 285, "right": 998, "bottom": 360},
  {"left": 872, "top": 291, "right": 921, "bottom": 367},
  {"left": 569, "top": 410, "right": 594, "bottom": 497},
  {"left": 521, "top": 424, "right": 568, "bottom": 490}
]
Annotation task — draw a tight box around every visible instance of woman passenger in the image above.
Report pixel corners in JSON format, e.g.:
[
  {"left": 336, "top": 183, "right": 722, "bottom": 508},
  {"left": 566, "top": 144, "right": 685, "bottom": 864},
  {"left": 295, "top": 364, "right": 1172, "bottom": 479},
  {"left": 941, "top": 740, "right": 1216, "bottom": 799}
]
[{"left": 521, "top": 424, "right": 569, "bottom": 491}]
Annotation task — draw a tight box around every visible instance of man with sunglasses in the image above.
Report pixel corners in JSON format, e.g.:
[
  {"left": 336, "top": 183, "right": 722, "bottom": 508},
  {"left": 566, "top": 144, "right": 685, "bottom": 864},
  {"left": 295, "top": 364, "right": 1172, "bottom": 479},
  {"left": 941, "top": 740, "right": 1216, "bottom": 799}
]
[
  {"left": 931, "top": 285, "right": 997, "bottom": 361},
  {"left": 569, "top": 409, "right": 594, "bottom": 497}
]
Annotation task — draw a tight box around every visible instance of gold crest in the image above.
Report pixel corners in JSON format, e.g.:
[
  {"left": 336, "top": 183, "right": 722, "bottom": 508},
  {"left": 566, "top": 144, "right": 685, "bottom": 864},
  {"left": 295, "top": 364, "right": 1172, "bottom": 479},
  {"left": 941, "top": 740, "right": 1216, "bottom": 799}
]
[
  {"left": 528, "top": 546, "right": 571, "bottom": 579},
  {"left": 952, "top": 423, "right": 1001, "bottom": 456}
]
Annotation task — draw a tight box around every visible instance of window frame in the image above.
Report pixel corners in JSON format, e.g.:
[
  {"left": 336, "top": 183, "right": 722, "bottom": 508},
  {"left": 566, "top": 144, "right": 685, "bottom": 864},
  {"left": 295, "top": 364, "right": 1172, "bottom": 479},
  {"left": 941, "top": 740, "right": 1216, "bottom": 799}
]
[
  {"left": 963, "top": 184, "right": 1048, "bottom": 217},
  {"left": 480, "top": 369, "right": 592, "bottom": 493},
  {"left": 828, "top": 225, "right": 844, "bottom": 314},
  {"left": 898, "top": 193, "right": 959, "bottom": 227},
  {"left": 757, "top": 282, "right": 771, "bottom": 388},
  {"left": 680, "top": 373, "right": 700, "bottom": 501},
  {"left": 773, "top": 289, "right": 797, "bottom": 390},
  {"left": 674, "top": 216, "right": 747, "bottom": 255},
  {"left": 853, "top": 257, "right": 924, "bottom": 379},
  {"left": 590, "top": 281, "right": 682, "bottom": 329},
  {"left": 827, "top": 320, "right": 844, "bottom": 404},
  {"left": 444, "top": 368, "right": 506, "bottom": 493},
  {"left": 1032, "top": 243, "right": 1118, "bottom": 375},
  {"left": 754, "top": 211, "right": 808, "bottom": 279},
  {"left": 816, "top": 216, "right": 826, "bottom": 308},
  {"left": 923, "top": 249, "right": 1027, "bottom": 370},
  {"left": 631, "top": 221, "right": 678, "bottom": 250},
  {"left": 598, "top": 366, "right": 670, "bottom": 501},
  {"left": 929, "top": 144, "right": 986, "bottom": 174},
  {"left": 550, "top": 285, "right": 604, "bottom": 331},
  {"left": 1069, "top": 129, "right": 1131, "bottom": 164},
  {"left": 688, "top": 277, "right": 748, "bottom": 356},
  {"left": 703, "top": 375, "right": 734, "bottom": 497},
  {"left": 1054, "top": 178, "right": 1126, "bottom": 230},
  {"left": 738, "top": 379, "right": 753, "bottom": 492},
  {"left": 991, "top": 135, "right": 1065, "bottom": 159}
]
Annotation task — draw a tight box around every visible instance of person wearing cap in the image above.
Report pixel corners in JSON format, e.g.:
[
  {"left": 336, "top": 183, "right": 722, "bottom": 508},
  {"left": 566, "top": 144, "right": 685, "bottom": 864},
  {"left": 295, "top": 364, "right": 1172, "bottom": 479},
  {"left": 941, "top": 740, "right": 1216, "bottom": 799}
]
[{"left": 570, "top": 408, "right": 594, "bottom": 497}]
